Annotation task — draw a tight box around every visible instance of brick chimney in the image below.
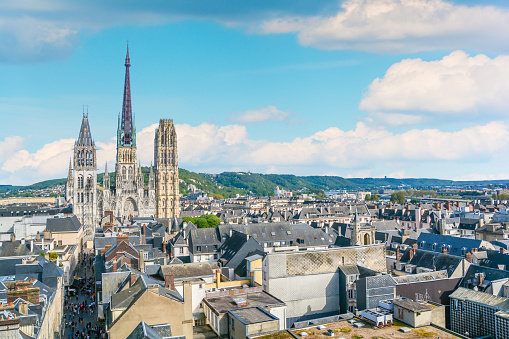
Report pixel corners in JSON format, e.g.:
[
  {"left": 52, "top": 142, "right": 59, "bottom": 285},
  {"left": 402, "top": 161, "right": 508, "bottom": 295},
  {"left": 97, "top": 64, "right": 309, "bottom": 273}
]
[
  {"left": 446, "top": 201, "right": 451, "bottom": 210},
  {"left": 112, "top": 259, "right": 117, "bottom": 272},
  {"left": 409, "top": 249, "right": 414, "bottom": 261},
  {"left": 143, "top": 224, "right": 147, "bottom": 244},
  {"left": 442, "top": 247, "right": 448, "bottom": 254},
  {"left": 412, "top": 243, "right": 418, "bottom": 250},
  {"left": 130, "top": 272, "right": 137, "bottom": 286},
  {"left": 396, "top": 247, "right": 402, "bottom": 261},
  {"left": 165, "top": 275, "right": 175, "bottom": 290}
]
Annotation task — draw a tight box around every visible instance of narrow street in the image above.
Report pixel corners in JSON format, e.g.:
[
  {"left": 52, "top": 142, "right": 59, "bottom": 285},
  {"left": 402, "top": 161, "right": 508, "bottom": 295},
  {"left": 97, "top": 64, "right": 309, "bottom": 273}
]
[{"left": 63, "top": 252, "right": 107, "bottom": 339}]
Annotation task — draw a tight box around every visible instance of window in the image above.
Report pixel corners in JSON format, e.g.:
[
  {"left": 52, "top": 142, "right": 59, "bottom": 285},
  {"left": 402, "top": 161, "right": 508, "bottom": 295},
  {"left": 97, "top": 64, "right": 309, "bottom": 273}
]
[
  {"left": 231, "top": 318, "right": 235, "bottom": 330},
  {"left": 348, "top": 289, "right": 354, "bottom": 299},
  {"left": 348, "top": 306, "right": 355, "bottom": 313},
  {"left": 197, "top": 246, "right": 201, "bottom": 252},
  {"left": 180, "top": 247, "right": 184, "bottom": 254}
]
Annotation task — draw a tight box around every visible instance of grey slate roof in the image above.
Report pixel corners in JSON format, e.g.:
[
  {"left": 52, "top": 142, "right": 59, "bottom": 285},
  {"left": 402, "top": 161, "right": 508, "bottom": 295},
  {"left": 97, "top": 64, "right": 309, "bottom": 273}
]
[
  {"left": 400, "top": 248, "right": 463, "bottom": 277},
  {"left": 76, "top": 114, "right": 94, "bottom": 146},
  {"left": 158, "top": 262, "right": 218, "bottom": 281},
  {"left": 46, "top": 215, "right": 82, "bottom": 233},
  {"left": 450, "top": 287, "right": 509, "bottom": 310}
]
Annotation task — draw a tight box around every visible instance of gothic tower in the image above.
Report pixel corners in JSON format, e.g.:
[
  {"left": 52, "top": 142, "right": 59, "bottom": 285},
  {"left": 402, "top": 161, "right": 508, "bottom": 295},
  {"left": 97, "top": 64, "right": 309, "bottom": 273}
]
[
  {"left": 115, "top": 45, "right": 140, "bottom": 219},
  {"left": 154, "top": 119, "right": 180, "bottom": 218},
  {"left": 72, "top": 113, "right": 97, "bottom": 241}
]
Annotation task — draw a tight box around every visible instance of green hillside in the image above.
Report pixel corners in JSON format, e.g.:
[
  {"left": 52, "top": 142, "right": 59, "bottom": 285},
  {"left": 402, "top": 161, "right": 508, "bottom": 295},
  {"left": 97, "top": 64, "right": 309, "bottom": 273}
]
[{"left": 5, "top": 169, "right": 509, "bottom": 198}]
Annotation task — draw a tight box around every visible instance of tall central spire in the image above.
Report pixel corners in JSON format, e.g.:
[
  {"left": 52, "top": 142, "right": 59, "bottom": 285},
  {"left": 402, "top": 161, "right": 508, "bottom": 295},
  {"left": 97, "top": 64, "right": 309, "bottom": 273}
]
[{"left": 120, "top": 43, "right": 134, "bottom": 146}]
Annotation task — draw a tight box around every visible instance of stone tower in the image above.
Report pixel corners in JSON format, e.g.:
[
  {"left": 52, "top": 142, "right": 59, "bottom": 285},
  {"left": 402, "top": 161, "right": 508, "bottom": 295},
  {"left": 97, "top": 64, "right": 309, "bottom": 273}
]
[
  {"left": 71, "top": 113, "right": 97, "bottom": 241},
  {"left": 154, "top": 119, "right": 180, "bottom": 218}
]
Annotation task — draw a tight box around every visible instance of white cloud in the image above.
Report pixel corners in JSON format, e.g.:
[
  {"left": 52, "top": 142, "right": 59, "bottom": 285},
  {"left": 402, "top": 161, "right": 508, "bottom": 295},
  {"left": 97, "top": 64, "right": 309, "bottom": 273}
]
[
  {"left": 229, "top": 105, "right": 292, "bottom": 123},
  {"left": 360, "top": 51, "right": 509, "bottom": 116},
  {"left": 0, "top": 136, "right": 24, "bottom": 162},
  {"left": 0, "top": 16, "right": 78, "bottom": 63},
  {"left": 261, "top": 0, "right": 509, "bottom": 53},
  {"left": 368, "top": 112, "right": 423, "bottom": 126},
  {"left": 2, "top": 121, "right": 509, "bottom": 185}
]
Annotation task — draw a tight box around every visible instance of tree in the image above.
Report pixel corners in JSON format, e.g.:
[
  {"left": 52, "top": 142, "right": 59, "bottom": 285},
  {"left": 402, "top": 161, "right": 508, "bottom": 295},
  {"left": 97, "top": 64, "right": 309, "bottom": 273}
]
[
  {"left": 371, "top": 194, "right": 380, "bottom": 202},
  {"left": 183, "top": 214, "right": 222, "bottom": 228},
  {"left": 365, "top": 194, "right": 372, "bottom": 201},
  {"left": 390, "top": 191, "right": 406, "bottom": 204}
]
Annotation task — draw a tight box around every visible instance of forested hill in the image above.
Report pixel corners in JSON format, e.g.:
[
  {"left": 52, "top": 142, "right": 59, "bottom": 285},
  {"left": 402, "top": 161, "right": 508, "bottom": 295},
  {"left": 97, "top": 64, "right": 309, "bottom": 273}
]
[{"left": 5, "top": 168, "right": 509, "bottom": 199}]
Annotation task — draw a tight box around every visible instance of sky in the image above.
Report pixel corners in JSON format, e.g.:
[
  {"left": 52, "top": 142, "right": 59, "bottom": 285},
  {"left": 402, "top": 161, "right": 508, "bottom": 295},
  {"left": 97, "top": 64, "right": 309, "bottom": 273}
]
[{"left": 1, "top": 0, "right": 509, "bottom": 185}]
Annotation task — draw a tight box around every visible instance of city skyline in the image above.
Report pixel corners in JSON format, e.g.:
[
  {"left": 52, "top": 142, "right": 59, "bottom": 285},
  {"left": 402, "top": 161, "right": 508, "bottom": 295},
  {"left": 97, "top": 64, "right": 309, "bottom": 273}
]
[{"left": 2, "top": 0, "right": 509, "bottom": 185}]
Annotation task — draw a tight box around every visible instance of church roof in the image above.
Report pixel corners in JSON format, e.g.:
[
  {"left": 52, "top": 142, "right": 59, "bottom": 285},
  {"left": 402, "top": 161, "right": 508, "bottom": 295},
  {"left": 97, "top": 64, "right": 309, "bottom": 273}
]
[{"left": 76, "top": 114, "right": 94, "bottom": 146}]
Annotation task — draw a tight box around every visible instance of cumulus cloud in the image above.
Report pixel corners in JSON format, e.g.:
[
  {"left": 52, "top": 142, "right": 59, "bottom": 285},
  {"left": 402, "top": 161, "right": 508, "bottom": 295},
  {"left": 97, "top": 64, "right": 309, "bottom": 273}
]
[
  {"left": 261, "top": 0, "right": 509, "bottom": 53},
  {"left": 2, "top": 121, "right": 509, "bottom": 185},
  {"left": 5, "top": 0, "right": 509, "bottom": 62},
  {"left": 0, "top": 136, "right": 24, "bottom": 162},
  {"left": 229, "top": 105, "right": 292, "bottom": 123},
  {"left": 360, "top": 51, "right": 509, "bottom": 116}
]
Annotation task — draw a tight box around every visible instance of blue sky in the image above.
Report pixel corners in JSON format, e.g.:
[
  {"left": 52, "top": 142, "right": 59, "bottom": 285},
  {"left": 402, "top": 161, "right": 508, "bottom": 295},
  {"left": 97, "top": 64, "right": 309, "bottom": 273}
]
[{"left": 1, "top": 0, "right": 509, "bottom": 185}]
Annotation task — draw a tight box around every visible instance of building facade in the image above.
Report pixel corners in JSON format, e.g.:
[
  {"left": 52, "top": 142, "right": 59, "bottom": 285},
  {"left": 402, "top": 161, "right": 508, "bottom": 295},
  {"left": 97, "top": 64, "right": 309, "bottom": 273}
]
[
  {"left": 66, "top": 46, "right": 179, "bottom": 236},
  {"left": 154, "top": 119, "right": 180, "bottom": 218}
]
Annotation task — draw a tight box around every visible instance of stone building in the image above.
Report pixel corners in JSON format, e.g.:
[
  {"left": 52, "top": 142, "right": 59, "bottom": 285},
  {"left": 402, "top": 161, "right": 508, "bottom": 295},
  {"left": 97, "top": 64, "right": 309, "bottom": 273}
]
[
  {"left": 263, "top": 244, "right": 387, "bottom": 327},
  {"left": 66, "top": 46, "right": 180, "bottom": 235},
  {"left": 154, "top": 119, "right": 180, "bottom": 218}
]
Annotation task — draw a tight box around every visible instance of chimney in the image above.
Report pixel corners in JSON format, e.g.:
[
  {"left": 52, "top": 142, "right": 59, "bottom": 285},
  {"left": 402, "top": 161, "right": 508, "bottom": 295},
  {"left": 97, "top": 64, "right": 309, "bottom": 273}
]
[
  {"left": 473, "top": 248, "right": 478, "bottom": 252},
  {"left": 442, "top": 247, "right": 448, "bottom": 254},
  {"left": 162, "top": 241, "right": 166, "bottom": 253},
  {"left": 396, "top": 247, "right": 402, "bottom": 261},
  {"left": 409, "top": 249, "right": 414, "bottom": 261},
  {"left": 112, "top": 259, "right": 117, "bottom": 272},
  {"left": 139, "top": 250, "right": 145, "bottom": 273},
  {"left": 412, "top": 243, "right": 418, "bottom": 250},
  {"left": 143, "top": 224, "right": 147, "bottom": 244},
  {"left": 19, "top": 302, "right": 28, "bottom": 315},
  {"left": 501, "top": 248, "right": 505, "bottom": 254},
  {"left": 30, "top": 240, "right": 33, "bottom": 253},
  {"left": 478, "top": 273, "right": 484, "bottom": 286},
  {"left": 446, "top": 201, "right": 451, "bottom": 210},
  {"left": 183, "top": 281, "right": 193, "bottom": 321},
  {"left": 465, "top": 252, "right": 472, "bottom": 262},
  {"left": 165, "top": 275, "right": 175, "bottom": 290},
  {"left": 130, "top": 272, "right": 137, "bottom": 286}
]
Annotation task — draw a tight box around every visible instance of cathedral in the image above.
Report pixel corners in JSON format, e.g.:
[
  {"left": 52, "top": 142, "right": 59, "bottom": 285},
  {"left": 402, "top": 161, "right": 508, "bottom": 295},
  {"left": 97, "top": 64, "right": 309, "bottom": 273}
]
[{"left": 66, "top": 46, "right": 180, "bottom": 241}]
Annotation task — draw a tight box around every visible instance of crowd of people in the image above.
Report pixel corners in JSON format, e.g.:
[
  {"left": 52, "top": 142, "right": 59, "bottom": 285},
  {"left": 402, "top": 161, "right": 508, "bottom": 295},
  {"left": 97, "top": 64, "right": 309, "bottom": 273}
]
[{"left": 64, "top": 252, "right": 107, "bottom": 339}]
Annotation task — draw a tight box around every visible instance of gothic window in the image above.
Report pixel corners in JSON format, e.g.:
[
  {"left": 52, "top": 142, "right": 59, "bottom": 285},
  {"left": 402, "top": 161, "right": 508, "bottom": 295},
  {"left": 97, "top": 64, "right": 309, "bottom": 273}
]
[
  {"left": 90, "top": 193, "right": 93, "bottom": 202},
  {"left": 81, "top": 193, "right": 84, "bottom": 203},
  {"left": 129, "top": 166, "right": 134, "bottom": 180},
  {"left": 87, "top": 193, "right": 89, "bottom": 202},
  {"left": 122, "top": 167, "right": 126, "bottom": 181},
  {"left": 78, "top": 176, "right": 83, "bottom": 189}
]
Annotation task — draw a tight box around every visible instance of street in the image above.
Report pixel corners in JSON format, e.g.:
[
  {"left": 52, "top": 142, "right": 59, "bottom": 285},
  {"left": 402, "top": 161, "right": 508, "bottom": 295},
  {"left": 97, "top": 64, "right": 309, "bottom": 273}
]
[{"left": 63, "top": 253, "right": 107, "bottom": 339}]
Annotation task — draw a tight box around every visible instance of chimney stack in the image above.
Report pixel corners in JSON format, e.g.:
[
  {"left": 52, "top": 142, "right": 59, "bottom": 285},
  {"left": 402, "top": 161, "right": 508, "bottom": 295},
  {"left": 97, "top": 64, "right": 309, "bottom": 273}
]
[
  {"left": 465, "top": 252, "right": 472, "bottom": 262},
  {"left": 442, "top": 247, "right": 448, "bottom": 254},
  {"left": 165, "top": 275, "right": 175, "bottom": 290},
  {"left": 409, "top": 249, "right": 414, "bottom": 261},
  {"left": 112, "top": 259, "right": 117, "bottom": 272},
  {"left": 396, "top": 247, "right": 402, "bottom": 261}
]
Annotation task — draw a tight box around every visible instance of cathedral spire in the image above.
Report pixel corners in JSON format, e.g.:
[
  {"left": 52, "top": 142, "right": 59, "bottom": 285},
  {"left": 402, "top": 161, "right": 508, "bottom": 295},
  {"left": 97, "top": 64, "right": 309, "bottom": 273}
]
[
  {"left": 77, "top": 113, "right": 93, "bottom": 146},
  {"left": 120, "top": 43, "right": 134, "bottom": 147},
  {"left": 67, "top": 158, "right": 73, "bottom": 180}
]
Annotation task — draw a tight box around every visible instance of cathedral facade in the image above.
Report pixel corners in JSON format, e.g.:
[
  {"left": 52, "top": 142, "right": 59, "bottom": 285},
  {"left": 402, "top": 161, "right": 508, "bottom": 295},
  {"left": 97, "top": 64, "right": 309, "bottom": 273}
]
[{"left": 66, "top": 47, "right": 179, "bottom": 241}]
